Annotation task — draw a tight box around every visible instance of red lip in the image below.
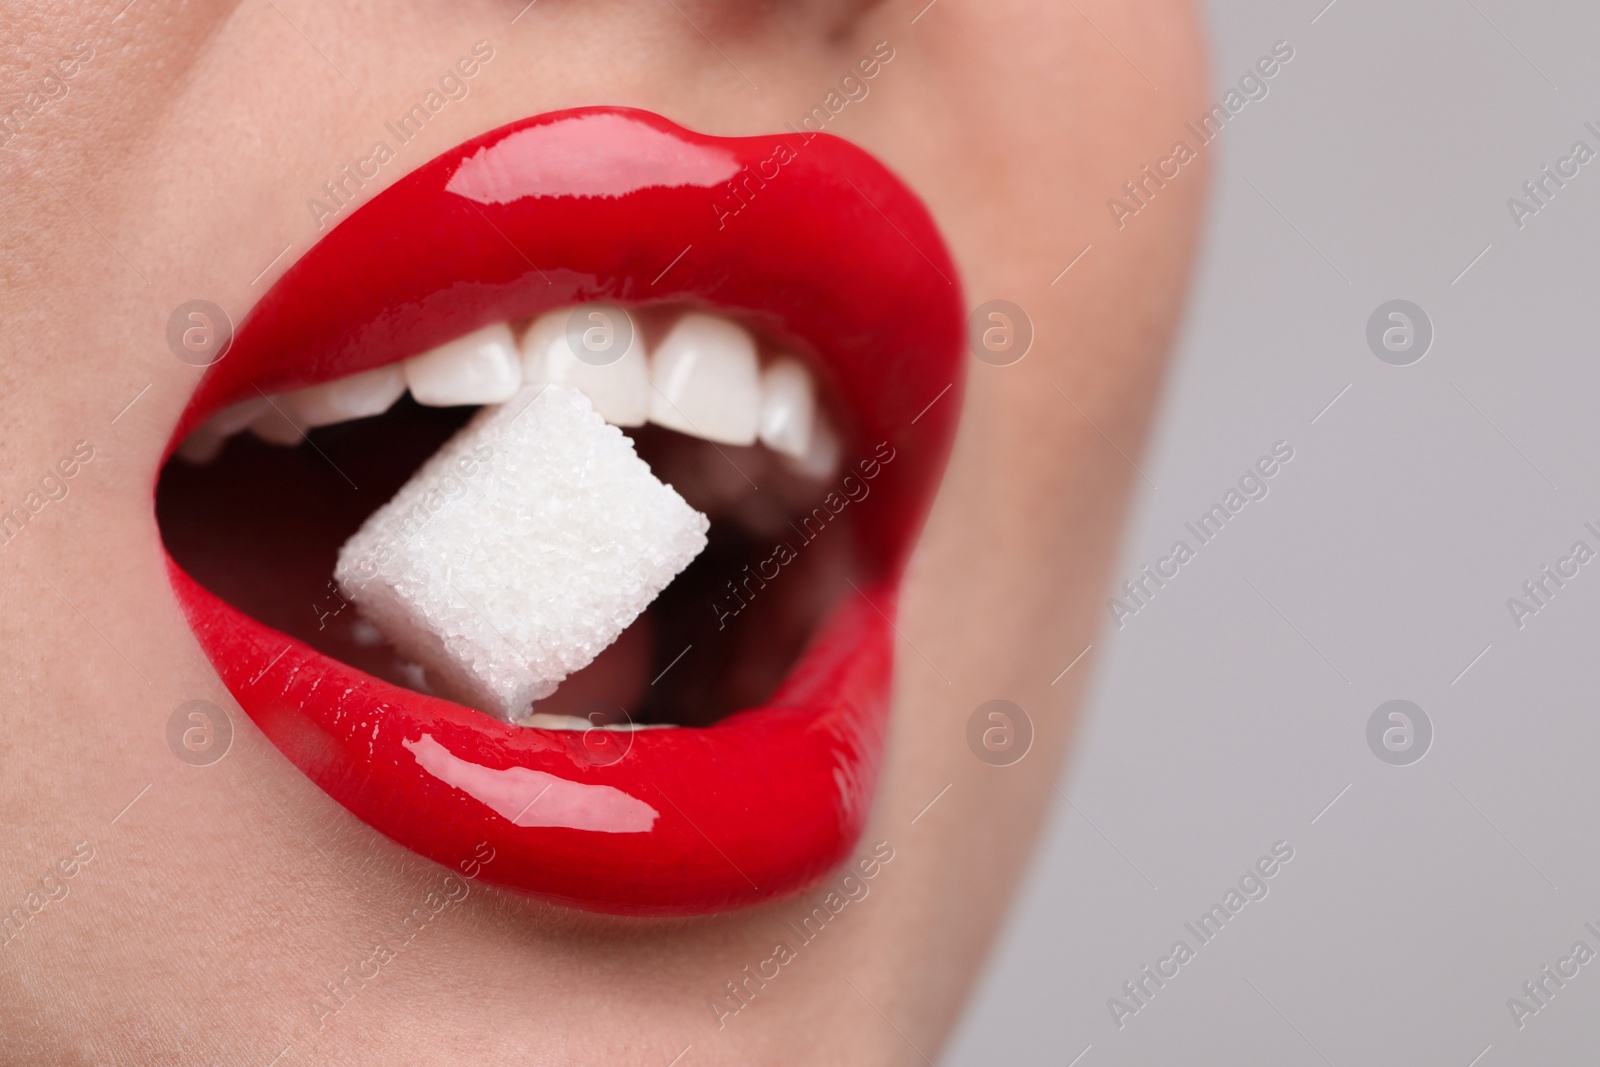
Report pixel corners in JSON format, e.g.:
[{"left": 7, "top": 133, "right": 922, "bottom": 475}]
[{"left": 163, "top": 107, "right": 963, "bottom": 915}]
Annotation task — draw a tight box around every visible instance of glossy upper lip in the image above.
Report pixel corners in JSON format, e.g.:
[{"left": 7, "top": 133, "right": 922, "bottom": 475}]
[{"left": 163, "top": 106, "right": 965, "bottom": 915}]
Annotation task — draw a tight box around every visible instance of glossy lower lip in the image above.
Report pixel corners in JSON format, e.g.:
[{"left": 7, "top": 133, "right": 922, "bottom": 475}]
[{"left": 164, "top": 107, "right": 964, "bottom": 915}]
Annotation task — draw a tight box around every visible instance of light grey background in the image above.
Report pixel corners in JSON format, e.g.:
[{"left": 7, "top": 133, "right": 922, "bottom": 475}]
[{"left": 944, "top": 1, "right": 1600, "bottom": 1063}]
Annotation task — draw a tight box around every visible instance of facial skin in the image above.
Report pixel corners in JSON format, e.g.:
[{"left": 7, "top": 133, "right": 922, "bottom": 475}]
[{"left": 0, "top": 1, "right": 1206, "bottom": 1063}]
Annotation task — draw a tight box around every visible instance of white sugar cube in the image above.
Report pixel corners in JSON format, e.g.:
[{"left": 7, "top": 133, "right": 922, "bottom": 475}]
[{"left": 334, "top": 384, "right": 708, "bottom": 721}]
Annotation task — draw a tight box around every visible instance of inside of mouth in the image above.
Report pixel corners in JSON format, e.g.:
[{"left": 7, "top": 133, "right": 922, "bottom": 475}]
[{"left": 155, "top": 308, "right": 865, "bottom": 730}]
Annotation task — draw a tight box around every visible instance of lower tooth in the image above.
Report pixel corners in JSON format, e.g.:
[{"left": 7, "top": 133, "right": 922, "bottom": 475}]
[{"left": 516, "top": 713, "right": 670, "bottom": 731}]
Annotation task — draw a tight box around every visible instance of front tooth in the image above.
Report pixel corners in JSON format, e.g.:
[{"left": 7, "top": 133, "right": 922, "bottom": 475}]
[
  {"left": 248, "top": 399, "right": 304, "bottom": 446},
  {"left": 648, "top": 313, "right": 762, "bottom": 445},
  {"left": 758, "top": 358, "right": 816, "bottom": 459},
  {"left": 287, "top": 364, "right": 406, "bottom": 427},
  {"left": 405, "top": 323, "right": 521, "bottom": 406},
  {"left": 521, "top": 304, "right": 649, "bottom": 426}
]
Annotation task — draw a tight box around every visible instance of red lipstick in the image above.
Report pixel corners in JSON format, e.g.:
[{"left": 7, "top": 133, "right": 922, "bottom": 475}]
[{"left": 163, "top": 107, "right": 963, "bottom": 915}]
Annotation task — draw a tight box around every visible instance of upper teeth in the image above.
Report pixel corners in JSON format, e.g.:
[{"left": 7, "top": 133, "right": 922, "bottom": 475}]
[
  {"left": 292, "top": 363, "right": 407, "bottom": 427},
  {"left": 188, "top": 308, "right": 838, "bottom": 477},
  {"left": 648, "top": 312, "right": 763, "bottom": 447},
  {"left": 758, "top": 358, "right": 816, "bottom": 460},
  {"left": 404, "top": 322, "right": 523, "bottom": 407},
  {"left": 522, "top": 303, "right": 650, "bottom": 427}
]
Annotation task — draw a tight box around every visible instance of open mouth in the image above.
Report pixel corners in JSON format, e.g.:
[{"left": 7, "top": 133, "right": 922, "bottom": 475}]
[{"left": 158, "top": 107, "right": 963, "bottom": 916}]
